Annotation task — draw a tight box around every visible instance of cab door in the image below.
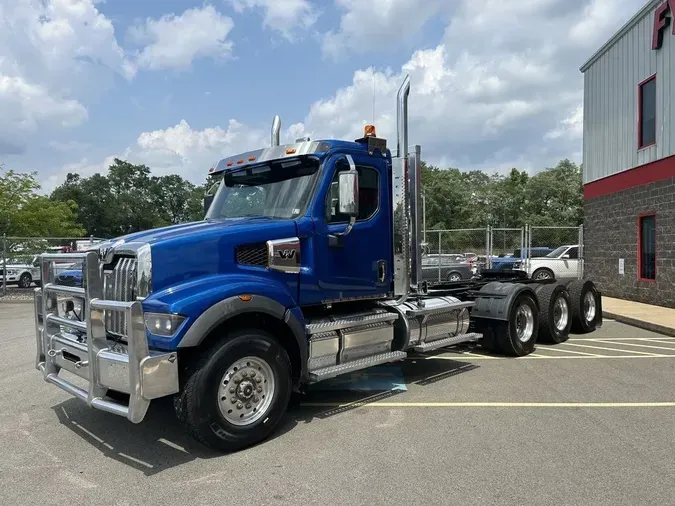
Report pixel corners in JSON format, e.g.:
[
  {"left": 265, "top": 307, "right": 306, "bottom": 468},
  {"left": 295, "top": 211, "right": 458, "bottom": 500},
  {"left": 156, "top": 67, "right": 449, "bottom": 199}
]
[{"left": 313, "top": 153, "right": 391, "bottom": 302}]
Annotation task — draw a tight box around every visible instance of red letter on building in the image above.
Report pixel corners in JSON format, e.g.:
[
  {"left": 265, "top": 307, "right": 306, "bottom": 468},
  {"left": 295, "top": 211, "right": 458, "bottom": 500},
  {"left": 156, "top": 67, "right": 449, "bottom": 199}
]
[{"left": 652, "top": 1, "right": 671, "bottom": 50}]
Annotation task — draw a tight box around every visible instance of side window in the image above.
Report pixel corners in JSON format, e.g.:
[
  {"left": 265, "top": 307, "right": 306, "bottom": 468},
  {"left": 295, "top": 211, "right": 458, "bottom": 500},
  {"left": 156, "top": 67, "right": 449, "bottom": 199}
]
[
  {"left": 326, "top": 164, "right": 379, "bottom": 223},
  {"left": 566, "top": 247, "right": 579, "bottom": 259}
]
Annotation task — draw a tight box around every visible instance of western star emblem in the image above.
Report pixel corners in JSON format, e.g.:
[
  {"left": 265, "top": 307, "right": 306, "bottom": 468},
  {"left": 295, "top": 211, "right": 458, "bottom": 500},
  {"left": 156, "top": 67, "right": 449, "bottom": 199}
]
[{"left": 277, "top": 249, "right": 296, "bottom": 260}]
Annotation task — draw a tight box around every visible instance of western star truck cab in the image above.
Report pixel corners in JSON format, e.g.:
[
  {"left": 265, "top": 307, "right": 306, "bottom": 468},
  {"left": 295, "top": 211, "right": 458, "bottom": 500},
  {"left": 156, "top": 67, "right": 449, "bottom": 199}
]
[{"left": 31, "top": 76, "right": 603, "bottom": 452}]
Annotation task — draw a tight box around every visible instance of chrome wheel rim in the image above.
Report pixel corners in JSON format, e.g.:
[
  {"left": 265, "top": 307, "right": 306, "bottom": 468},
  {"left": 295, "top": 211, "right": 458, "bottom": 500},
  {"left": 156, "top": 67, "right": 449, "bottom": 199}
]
[
  {"left": 553, "top": 296, "right": 569, "bottom": 332},
  {"left": 218, "top": 356, "right": 275, "bottom": 426},
  {"left": 450, "top": 274, "right": 461, "bottom": 282},
  {"left": 584, "top": 292, "right": 596, "bottom": 322},
  {"left": 535, "top": 271, "right": 551, "bottom": 280},
  {"left": 515, "top": 303, "right": 535, "bottom": 342}
]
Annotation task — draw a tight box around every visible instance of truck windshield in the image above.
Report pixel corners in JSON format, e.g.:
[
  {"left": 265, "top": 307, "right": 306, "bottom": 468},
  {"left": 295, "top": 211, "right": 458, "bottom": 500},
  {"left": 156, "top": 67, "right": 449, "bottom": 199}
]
[
  {"left": 545, "top": 246, "right": 568, "bottom": 258},
  {"left": 206, "top": 157, "right": 321, "bottom": 220}
]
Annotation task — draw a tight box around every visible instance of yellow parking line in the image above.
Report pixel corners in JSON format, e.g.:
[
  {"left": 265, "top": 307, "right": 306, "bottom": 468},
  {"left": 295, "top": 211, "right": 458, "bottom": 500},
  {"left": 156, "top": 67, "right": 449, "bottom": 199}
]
[
  {"left": 583, "top": 339, "right": 675, "bottom": 353},
  {"left": 300, "top": 401, "right": 675, "bottom": 408},
  {"left": 560, "top": 342, "right": 662, "bottom": 356}
]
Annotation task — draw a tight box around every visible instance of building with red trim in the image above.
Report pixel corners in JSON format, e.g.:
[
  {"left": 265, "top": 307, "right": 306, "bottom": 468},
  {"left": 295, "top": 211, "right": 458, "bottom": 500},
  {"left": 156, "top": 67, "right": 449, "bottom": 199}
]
[{"left": 580, "top": 0, "right": 675, "bottom": 308}]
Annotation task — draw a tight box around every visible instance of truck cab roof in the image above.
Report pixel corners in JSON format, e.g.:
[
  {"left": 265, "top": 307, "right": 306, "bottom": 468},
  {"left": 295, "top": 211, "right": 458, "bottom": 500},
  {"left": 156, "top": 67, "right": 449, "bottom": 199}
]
[{"left": 209, "top": 137, "right": 390, "bottom": 177}]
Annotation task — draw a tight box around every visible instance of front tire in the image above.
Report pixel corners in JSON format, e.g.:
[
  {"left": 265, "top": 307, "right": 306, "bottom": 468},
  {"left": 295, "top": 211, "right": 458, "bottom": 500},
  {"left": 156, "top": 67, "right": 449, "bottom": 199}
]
[
  {"left": 18, "top": 273, "right": 32, "bottom": 288},
  {"left": 532, "top": 268, "right": 554, "bottom": 281},
  {"left": 174, "top": 328, "right": 292, "bottom": 452},
  {"left": 448, "top": 272, "right": 462, "bottom": 282}
]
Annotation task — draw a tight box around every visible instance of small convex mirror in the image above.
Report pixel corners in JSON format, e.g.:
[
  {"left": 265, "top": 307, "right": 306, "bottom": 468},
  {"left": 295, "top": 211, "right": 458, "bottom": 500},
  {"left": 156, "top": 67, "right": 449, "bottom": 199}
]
[{"left": 337, "top": 155, "right": 359, "bottom": 217}]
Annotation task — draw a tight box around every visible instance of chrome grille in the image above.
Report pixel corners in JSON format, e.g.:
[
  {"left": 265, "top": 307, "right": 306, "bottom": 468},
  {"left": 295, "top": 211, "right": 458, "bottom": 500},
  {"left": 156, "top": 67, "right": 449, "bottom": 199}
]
[{"left": 103, "top": 257, "right": 137, "bottom": 336}]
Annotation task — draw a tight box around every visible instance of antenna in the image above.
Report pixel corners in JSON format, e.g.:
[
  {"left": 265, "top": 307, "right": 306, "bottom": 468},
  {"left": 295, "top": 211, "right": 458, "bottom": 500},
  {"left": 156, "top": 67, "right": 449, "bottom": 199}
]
[{"left": 372, "top": 70, "right": 375, "bottom": 125}]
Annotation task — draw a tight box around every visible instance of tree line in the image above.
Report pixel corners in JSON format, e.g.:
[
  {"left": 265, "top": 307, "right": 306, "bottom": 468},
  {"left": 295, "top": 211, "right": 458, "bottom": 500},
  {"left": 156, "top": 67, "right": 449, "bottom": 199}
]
[{"left": 1, "top": 157, "right": 583, "bottom": 245}]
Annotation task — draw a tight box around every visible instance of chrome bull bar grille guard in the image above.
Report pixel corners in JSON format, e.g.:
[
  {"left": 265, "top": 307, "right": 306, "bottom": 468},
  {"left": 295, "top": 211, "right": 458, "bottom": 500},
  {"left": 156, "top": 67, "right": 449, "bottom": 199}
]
[{"left": 34, "top": 251, "right": 179, "bottom": 424}]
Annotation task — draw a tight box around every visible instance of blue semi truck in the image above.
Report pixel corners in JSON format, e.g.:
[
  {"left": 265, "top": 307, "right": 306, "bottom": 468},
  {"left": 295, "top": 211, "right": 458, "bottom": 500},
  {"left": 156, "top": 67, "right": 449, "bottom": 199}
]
[{"left": 32, "top": 76, "right": 603, "bottom": 452}]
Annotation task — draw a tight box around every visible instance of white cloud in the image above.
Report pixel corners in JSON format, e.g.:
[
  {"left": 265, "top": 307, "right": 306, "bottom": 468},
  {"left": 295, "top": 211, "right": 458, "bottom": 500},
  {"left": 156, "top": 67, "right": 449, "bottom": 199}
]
[
  {"left": 48, "top": 0, "right": 643, "bottom": 189},
  {"left": 227, "top": 0, "right": 318, "bottom": 39},
  {"left": 129, "top": 5, "right": 235, "bottom": 70},
  {"left": 322, "top": 0, "right": 448, "bottom": 58},
  {"left": 0, "top": 0, "right": 132, "bottom": 154}
]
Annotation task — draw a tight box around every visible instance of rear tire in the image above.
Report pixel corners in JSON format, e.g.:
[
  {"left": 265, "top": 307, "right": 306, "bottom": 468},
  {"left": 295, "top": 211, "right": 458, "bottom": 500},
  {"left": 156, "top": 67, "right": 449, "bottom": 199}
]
[
  {"left": 447, "top": 272, "right": 462, "bottom": 282},
  {"left": 535, "top": 283, "right": 572, "bottom": 344},
  {"left": 495, "top": 292, "right": 540, "bottom": 356},
  {"left": 568, "top": 280, "right": 601, "bottom": 334},
  {"left": 174, "top": 328, "right": 292, "bottom": 453}
]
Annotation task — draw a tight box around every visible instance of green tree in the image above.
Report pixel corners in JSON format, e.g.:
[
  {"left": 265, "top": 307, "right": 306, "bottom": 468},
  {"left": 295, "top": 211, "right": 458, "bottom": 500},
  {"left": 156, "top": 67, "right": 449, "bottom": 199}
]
[{"left": 0, "top": 165, "right": 85, "bottom": 254}]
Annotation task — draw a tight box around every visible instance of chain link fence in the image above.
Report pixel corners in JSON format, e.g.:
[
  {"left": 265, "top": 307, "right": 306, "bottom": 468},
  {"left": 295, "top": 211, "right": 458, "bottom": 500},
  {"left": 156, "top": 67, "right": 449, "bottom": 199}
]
[
  {"left": 421, "top": 225, "right": 584, "bottom": 282},
  {"left": 1, "top": 236, "right": 106, "bottom": 297},
  {"left": 421, "top": 229, "right": 488, "bottom": 282}
]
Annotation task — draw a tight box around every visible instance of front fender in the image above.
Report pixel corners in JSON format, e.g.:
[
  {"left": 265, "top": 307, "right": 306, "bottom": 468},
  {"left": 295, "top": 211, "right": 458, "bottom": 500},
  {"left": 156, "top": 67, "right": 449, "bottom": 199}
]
[{"left": 141, "top": 274, "right": 303, "bottom": 351}]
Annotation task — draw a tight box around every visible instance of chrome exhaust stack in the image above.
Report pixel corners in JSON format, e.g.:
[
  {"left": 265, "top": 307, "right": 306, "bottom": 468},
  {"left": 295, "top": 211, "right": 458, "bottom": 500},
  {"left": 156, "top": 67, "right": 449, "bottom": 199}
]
[
  {"left": 271, "top": 115, "right": 281, "bottom": 147},
  {"left": 392, "top": 75, "right": 413, "bottom": 298}
]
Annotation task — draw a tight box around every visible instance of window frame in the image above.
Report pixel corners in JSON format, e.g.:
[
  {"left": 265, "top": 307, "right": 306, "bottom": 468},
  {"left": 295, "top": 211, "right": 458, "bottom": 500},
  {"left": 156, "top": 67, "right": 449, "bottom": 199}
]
[
  {"left": 637, "top": 213, "right": 656, "bottom": 282},
  {"left": 324, "top": 163, "right": 381, "bottom": 224},
  {"left": 637, "top": 74, "right": 657, "bottom": 150}
]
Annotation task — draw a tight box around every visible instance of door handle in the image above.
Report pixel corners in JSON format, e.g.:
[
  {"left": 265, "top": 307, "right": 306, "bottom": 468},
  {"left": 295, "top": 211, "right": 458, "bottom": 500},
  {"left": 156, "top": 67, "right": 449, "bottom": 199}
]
[{"left": 377, "top": 260, "right": 386, "bottom": 282}]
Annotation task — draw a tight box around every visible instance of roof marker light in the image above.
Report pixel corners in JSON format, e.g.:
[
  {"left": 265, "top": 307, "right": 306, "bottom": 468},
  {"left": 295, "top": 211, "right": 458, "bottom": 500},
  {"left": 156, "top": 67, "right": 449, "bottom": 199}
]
[
  {"left": 208, "top": 167, "right": 214, "bottom": 172},
  {"left": 248, "top": 156, "right": 256, "bottom": 161},
  {"left": 227, "top": 162, "right": 233, "bottom": 167},
  {"left": 286, "top": 148, "right": 296, "bottom": 154},
  {"left": 364, "top": 124, "right": 376, "bottom": 137},
  {"left": 237, "top": 159, "right": 244, "bottom": 164}
]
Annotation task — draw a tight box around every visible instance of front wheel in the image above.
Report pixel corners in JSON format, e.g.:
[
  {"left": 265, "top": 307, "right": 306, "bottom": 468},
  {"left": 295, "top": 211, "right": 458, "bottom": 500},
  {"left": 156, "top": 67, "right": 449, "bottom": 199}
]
[
  {"left": 532, "top": 268, "right": 554, "bottom": 281},
  {"left": 18, "top": 273, "right": 32, "bottom": 288},
  {"left": 174, "top": 328, "right": 292, "bottom": 452},
  {"left": 447, "top": 272, "right": 462, "bottom": 282}
]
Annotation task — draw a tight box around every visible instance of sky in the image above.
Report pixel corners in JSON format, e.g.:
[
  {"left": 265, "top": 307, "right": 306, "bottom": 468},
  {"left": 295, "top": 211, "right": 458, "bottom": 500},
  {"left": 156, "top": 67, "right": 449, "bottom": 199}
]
[{"left": 0, "top": 0, "right": 646, "bottom": 194}]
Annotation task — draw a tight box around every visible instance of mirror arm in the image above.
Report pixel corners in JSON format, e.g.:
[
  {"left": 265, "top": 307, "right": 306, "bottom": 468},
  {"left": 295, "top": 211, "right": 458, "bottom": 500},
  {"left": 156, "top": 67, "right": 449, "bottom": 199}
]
[{"left": 328, "top": 216, "right": 356, "bottom": 247}]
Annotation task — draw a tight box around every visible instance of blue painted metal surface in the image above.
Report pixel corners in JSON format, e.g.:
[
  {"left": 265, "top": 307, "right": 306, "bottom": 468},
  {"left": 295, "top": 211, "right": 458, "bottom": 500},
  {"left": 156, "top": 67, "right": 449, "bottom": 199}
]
[{"left": 111, "top": 138, "right": 394, "bottom": 350}]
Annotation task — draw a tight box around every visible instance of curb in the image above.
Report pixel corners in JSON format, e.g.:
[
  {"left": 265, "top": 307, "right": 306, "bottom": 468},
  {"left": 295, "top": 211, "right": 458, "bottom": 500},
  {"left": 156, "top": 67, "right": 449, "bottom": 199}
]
[{"left": 603, "top": 311, "right": 675, "bottom": 337}]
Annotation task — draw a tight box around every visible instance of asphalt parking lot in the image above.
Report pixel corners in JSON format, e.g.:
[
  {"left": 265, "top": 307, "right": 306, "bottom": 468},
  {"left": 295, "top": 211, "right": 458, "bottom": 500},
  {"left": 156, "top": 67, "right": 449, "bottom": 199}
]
[{"left": 2, "top": 302, "right": 675, "bottom": 506}]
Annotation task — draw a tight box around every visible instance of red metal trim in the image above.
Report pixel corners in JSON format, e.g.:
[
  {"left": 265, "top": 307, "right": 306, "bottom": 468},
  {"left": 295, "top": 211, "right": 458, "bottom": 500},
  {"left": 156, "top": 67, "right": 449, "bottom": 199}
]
[
  {"left": 638, "top": 74, "right": 656, "bottom": 150},
  {"left": 583, "top": 153, "right": 675, "bottom": 199},
  {"left": 637, "top": 213, "right": 657, "bottom": 282}
]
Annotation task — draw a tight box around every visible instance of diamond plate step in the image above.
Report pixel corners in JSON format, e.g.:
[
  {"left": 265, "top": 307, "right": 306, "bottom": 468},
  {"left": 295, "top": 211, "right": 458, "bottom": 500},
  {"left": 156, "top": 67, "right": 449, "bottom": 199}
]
[
  {"left": 308, "top": 351, "right": 408, "bottom": 383},
  {"left": 306, "top": 311, "right": 399, "bottom": 335},
  {"left": 413, "top": 332, "right": 482, "bottom": 352}
]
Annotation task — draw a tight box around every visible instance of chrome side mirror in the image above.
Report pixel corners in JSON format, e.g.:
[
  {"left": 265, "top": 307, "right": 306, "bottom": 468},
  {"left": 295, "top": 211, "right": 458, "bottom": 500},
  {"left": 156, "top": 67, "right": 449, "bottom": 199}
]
[
  {"left": 338, "top": 167, "right": 359, "bottom": 217},
  {"left": 329, "top": 154, "right": 359, "bottom": 247}
]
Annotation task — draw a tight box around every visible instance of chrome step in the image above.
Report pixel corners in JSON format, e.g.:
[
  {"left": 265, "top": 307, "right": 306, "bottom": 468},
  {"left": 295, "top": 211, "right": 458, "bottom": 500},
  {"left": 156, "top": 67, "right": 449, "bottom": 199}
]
[
  {"left": 413, "top": 332, "right": 482, "bottom": 352},
  {"left": 308, "top": 351, "right": 408, "bottom": 383},
  {"left": 306, "top": 311, "right": 399, "bottom": 335}
]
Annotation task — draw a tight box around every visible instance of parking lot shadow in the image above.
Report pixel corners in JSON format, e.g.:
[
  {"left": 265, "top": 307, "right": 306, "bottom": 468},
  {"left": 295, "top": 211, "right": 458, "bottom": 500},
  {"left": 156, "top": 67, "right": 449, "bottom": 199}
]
[{"left": 51, "top": 356, "right": 478, "bottom": 474}]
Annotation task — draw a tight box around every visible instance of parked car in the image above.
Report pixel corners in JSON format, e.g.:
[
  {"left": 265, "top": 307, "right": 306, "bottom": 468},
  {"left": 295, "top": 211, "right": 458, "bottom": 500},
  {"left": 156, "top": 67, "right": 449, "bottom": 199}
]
[
  {"left": 54, "top": 262, "right": 84, "bottom": 287},
  {"left": 421, "top": 254, "right": 474, "bottom": 282},
  {"left": 0, "top": 255, "right": 41, "bottom": 288},
  {"left": 491, "top": 247, "right": 554, "bottom": 271},
  {"left": 523, "top": 244, "right": 581, "bottom": 280}
]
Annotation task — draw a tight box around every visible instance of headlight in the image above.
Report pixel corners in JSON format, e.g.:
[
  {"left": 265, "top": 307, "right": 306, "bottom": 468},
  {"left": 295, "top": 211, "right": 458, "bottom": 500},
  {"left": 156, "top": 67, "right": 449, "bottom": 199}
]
[
  {"left": 7, "top": 269, "right": 18, "bottom": 276},
  {"left": 144, "top": 313, "right": 186, "bottom": 337},
  {"left": 512, "top": 262, "right": 522, "bottom": 269}
]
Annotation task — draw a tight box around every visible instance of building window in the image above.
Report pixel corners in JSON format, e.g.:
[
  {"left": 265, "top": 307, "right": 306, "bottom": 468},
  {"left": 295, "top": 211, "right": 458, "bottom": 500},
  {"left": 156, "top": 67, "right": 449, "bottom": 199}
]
[
  {"left": 638, "top": 214, "right": 656, "bottom": 281},
  {"left": 638, "top": 75, "right": 656, "bottom": 149},
  {"left": 326, "top": 165, "right": 379, "bottom": 223}
]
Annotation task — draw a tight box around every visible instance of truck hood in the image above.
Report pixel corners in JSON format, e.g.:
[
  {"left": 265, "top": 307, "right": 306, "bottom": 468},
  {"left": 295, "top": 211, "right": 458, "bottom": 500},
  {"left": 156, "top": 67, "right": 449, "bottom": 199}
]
[{"left": 108, "top": 218, "right": 299, "bottom": 294}]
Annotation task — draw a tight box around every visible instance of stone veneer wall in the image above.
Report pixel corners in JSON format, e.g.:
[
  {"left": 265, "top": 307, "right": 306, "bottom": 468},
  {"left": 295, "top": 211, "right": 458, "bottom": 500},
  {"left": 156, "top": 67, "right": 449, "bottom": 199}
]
[{"left": 584, "top": 176, "right": 675, "bottom": 308}]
